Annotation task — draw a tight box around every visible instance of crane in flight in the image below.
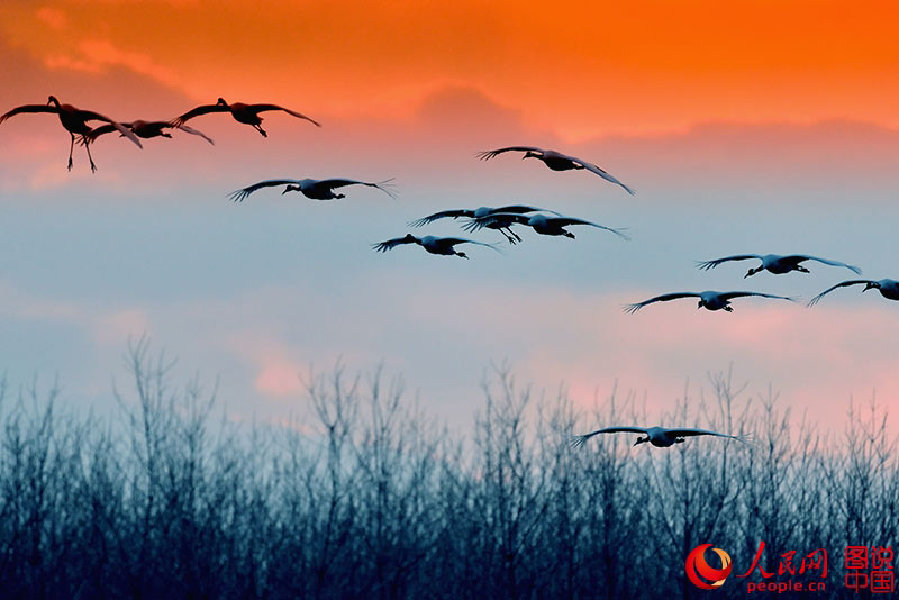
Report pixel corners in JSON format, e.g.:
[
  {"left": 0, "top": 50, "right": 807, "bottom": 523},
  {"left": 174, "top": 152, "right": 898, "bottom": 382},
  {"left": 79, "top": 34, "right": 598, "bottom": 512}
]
[
  {"left": 372, "top": 235, "right": 499, "bottom": 260},
  {"left": 571, "top": 426, "right": 751, "bottom": 448},
  {"left": 173, "top": 98, "right": 320, "bottom": 136},
  {"left": 1, "top": 96, "right": 142, "bottom": 172},
  {"left": 229, "top": 178, "right": 396, "bottom": 202},
  {"left": 697, "top": 253, "right": 861, "bottom": 278},
  {"left": 624, "top": 290, "right": 794, "bottom": 313},
  {"left": 476, "top": 145, "right": 635, "bottom": 195}
]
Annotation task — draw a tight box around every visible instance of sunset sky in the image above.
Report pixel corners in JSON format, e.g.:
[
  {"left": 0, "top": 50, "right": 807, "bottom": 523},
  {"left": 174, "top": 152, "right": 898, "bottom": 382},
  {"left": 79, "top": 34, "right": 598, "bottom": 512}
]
[{"left": 1, "top": 0, "right": 898, "bottom": 433}]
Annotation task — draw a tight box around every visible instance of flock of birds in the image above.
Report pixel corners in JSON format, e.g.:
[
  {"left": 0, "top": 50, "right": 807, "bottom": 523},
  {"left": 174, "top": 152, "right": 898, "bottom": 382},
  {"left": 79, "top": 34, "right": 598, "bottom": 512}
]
[{"left": 2, "top": 95, "right": 896, "bottom": 449}]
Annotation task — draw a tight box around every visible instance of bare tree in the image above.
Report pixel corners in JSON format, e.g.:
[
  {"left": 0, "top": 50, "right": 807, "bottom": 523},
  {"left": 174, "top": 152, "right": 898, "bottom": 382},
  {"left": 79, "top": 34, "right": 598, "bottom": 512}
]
[{"left": 0, "top": 351, "right": 896, "bottom": 600}]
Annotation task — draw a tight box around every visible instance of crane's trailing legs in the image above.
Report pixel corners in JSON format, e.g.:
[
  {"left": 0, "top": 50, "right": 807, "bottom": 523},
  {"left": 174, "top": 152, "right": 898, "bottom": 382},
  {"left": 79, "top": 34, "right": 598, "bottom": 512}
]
[{"left": 67, "top": 133, "right": 75, "bottom": 171}]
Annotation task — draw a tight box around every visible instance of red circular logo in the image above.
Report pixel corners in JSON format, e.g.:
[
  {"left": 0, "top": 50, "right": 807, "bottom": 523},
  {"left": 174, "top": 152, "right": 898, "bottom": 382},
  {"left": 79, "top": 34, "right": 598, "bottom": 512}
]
[{"left": 685, "top": 544, "right": 733, "bottom": 590}]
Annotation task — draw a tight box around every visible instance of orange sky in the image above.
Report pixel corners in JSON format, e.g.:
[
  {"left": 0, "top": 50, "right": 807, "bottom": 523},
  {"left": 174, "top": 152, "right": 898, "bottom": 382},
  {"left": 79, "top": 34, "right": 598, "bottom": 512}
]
[
  {"left": 1, "top": 1, "right": 898, "bottom": 436},
  {"left": 3, "top": 0, "right": 899, "bottom": 139}
]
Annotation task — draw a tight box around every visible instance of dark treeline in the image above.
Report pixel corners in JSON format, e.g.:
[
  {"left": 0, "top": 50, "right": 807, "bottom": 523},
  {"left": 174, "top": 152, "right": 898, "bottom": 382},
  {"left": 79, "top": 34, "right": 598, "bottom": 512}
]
[{"left": 0, "top": 341, "right": 896, "bottom": 599}]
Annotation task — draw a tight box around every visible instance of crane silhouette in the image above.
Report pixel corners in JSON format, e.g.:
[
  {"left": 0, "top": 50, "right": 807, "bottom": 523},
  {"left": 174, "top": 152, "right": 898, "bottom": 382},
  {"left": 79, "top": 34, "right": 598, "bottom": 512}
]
[
  {"left": 571, "top": 426, "right": 751, "bottom": 448},
  {"left": 624, "top": 291, "right": 794, "bottom": 313},
  {"left": 229, "top": 178, "right": 396, "bottom": 202},
  {"left": 372, "top": 235, "right": 499, "bottom": 260},
  {"left": 174, "top": 98, "right": 320, "bottom": 136},
  {"left": 1, "top": 96, "right": 142, "bottom": 172},
  {"left": 477, "top": 145, "right": 635, "bottom": 195},
  {"left": 697, "top": 253, "right": 861, "bottom": 278}
]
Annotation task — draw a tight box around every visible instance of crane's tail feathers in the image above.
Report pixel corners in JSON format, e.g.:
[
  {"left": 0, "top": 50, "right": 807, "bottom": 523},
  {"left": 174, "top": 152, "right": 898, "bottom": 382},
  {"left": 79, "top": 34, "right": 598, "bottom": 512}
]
[{"left": 695, "top": 260, "right": 718, "bottom": 271}]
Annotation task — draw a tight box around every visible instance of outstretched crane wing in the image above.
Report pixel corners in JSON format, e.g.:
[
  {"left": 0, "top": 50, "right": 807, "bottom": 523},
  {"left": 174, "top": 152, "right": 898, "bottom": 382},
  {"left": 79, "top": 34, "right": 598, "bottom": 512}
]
[
  {"left": 0, "top": 104, "right": 58, "bottom": 123},
  {"left": 549, "top": 217, "right": 630, "bottom": 240},
  {"left": 435, "top": 237, "right": 501, "bottom": 253},
  {"left": 718, "top": 291, "right": 794, "bottom": 303},
  {"left": 228, "top": 179, "right": 305, "bottom": 202},
  {"left": 623, "top": 292, "right": 701, "bottom": 314},
  {"left": 475, "top": 146, "right": 545, "bottom": 161},
  {"left": 570, "top": 426, "right": 647, "bottom": 447},
  {"left": 320, "top": 178, "right": 397, "bottom": 198},
  {"left": 563, "top": 153, "right": 636, "bottom": 195},
  {"left": 783, "top": 255, "right": 862, "bottom": 274},
  {"left": 665, "top": 428, "right": 751, "bottom": 443},
  {"left": 408, "top": 209, "right": 475, "bottom": 227},
  {"left": 807, "top": 280, "right": 872, "bottom": 306},
  {"left": 696, "top": 255, "right": 763, "bottom": 270},
  {"left": 172, "top": 123, "right": 215, "bottom": 145},
  {"left": 172, "top": 103, "right": 228, "bottom": 125},
  {"left": 249, "top": 104, "right": 321, "bottom": 127},
  {"left": 372, "top": 236, "right": 418, "bottom": 253}
]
